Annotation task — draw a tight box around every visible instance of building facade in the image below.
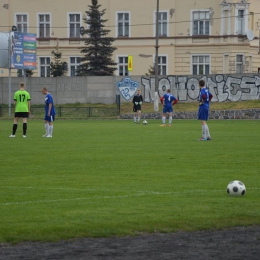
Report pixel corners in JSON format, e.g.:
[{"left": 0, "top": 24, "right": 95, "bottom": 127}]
[{"left": 0, "top": 0, "right": 259, "bottom": 78}]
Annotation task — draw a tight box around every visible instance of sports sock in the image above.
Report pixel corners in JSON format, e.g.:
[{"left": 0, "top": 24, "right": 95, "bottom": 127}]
[
  {"left": 12, "top": 124, "right": 17, "bottom": 135},
  {"left": 162, "top": 117, "right": 166, "bottom": 124},
  {"left": 45, "top": 123, "right": 49, "bottom": 134},
  {"left": 202, "top": 125, "right": 207, "bottom": 139},
  {"left": 49, "top": 125, "right": 53, "bottom": 136},
  {"left": 169, "top": 117, "right": 172, "bottom": 124},
  {"left": 134, "top": 116, "right": 136, "bottom": 123},
  {"left": 23, "top": 123, "right": 27, "bottom": 135},
  {"left": 137, "top": 116, "right": 140, "bottom": 122}
]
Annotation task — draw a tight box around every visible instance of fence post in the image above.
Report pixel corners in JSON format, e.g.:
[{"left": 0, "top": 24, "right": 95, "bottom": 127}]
[{"left": 116, "top": 94, "right": 120, "bottom": 115}]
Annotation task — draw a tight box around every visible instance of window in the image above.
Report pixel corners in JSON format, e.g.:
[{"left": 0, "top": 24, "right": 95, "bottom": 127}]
[
  {"left": 118, "top": 56, "right": 128, "bottom": 76},
  {"left": 192, "top": 11, "right": 210, "bottom": 35},
  {"left": 117, "top": 13, "right": 129, "bottom": 37},
  {"left": 157, "top": 56, "right": 167, "bottom": 75},
  {"left": 39, "top": 14, "right": 50, "bottom": 38},
  {"left": 70, "top": 57, "right": 81, "bottom": 76},
  {"left": 69, "top": 14, "right": 80, "bottom": 38},
  {"left": 192, "top": 55, "right": 210, "bottom": 75},
  {"left": 16, "top": 14, "right": 28, "bottom": 33},
  {"left": 155, "top": 12, "right": 168, "bottom": 36},
  {"left": 40, "top": 57, "right": 50, "bottom": 77},
  {"left": 236, "top": 54, "right": 244, "bottom": 73},
  {"left": 237, "top": 10, "right": 245, "bottom": 34}
]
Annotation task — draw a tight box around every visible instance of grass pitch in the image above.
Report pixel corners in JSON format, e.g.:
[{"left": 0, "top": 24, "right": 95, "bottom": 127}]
[{"left": 0, "top": 119, "right": 260, "bottom": 243}]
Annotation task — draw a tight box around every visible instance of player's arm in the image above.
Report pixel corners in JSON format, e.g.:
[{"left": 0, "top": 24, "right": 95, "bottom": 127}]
[
  {"left": 28, "top": 100, "right": 31, "bottom": 114},
  {"left": 209, "top": 93, "right": 213, "bottom": 101},
  {"left": 172, "top": 99, "right": 178, "bottom": 106},
  {"left": 160, "top": 97, "right": 164, "bottom": 104},
  {"left": 48, "top": 102, "right": 52, "bottom": 116},
  {"left": 199, "top": 94, "right": 206, "bottom": 105},
  {"left": 139, "top": 95, "right": 143, "bottom": 105}
]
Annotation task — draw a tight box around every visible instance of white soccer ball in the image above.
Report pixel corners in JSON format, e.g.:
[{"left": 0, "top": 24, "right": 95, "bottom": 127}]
[
  {"left": 227, "top": 180, "right": 246, "bottom": 196},
  {"left": 143, "top": 120, "right": 148, "bottom": 125}
]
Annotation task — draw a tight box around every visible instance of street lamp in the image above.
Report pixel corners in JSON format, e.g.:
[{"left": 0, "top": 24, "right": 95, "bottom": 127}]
[{"left": 154, "top": 0, "right": 160, "bottom": 112}]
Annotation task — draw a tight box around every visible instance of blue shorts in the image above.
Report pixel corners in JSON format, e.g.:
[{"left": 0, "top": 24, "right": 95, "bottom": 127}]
[
  {"left": 163, "top": 106, "right": 173, "bottom": 114},
  {"left": 44, "top": 115, "right": 55, "bottom": 122},
  {"left": 198, "top": 107, "right": 209, "bottom": 120}
]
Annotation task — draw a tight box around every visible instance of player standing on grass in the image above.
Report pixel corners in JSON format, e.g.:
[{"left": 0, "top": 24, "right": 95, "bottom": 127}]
[
  {"left": 42, "top": 87, "right": 56, "bottom": 137},
  {"left": 9, "top": 82, "right": 31, "bottom": 138},
  {"left": 198, "top": 79, "right": 213, "bottom": 141},
  {"left": 160, "top": 89, "right": 178, "bottom": 127},
  {"left": 132, "top": 89, "right": 143, "bottom": 124}
]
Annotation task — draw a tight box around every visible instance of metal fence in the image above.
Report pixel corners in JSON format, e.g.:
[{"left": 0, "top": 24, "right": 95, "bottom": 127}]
[{"left": 0, "top": 106, "right": 120, "bottom": 119}]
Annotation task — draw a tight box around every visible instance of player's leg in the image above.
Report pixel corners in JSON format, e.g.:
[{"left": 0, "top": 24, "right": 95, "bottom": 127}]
[
  {"left": 43, "top": 119, "right": 49, "bottom": 137},
  {"left": 22, "top": 116, "right": 28, "bottom": 137},
  {"left": 198, "top": 108, "right": 208, "bottom": 140},
  {"left": 168, "top": 112, "right": 173, "bottom": 126},
  {"left": 137, "top": 109, "right": 141, "bottom": 123},
  {"left": 133, "top": 106, "right": 137, "bottom": 123},
  {"left": 161, "top": 109, "right": 166, "bottom": 126},
  {"left": 46, "top": 115, "right": 54, "bottom": 137},
  {"left": 10, "top": 115, "right": 19, "bottom": 137}
]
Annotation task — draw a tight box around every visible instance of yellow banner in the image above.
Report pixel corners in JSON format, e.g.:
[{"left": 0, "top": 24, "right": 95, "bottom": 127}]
[{"left": 128, "top": 55, "right": 133, "bottom": 71}]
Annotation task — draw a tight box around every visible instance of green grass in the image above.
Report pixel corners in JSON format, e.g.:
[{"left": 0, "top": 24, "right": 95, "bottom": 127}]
[{"left": 0, "top": 119, "right": 260, "bottom": 244}]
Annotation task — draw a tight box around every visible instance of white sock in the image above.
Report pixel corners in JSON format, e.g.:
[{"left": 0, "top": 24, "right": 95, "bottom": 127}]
[
  {"left": 202, "top": 125, "right": 207, "bottom": 139},
  {"left": 169, "top": 117, "right": 172, "bottom": 124},
  {"left": 49, "top": 125, "right": 53, "bottom": 136},
  {"left": 162, "top": 117, "right": 166, "bottom": 124},
  {"left": 45, "top": 123, "right": 49, "bottom": 134},
  {"left": 134, "top": 116, "right": 136, "bottom": 122}
]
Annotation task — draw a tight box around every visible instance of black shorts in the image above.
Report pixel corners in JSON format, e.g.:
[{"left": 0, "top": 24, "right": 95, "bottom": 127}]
[
  {"left": 14, "top": 112, "right": 29, "bottom": 118},
  {"left": 133, "top": 105, "right": 141, "bottom": 112}
]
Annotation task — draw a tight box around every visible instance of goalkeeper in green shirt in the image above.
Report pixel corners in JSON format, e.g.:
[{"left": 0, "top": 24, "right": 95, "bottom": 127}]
[{"left": 9, "top": 82, "right": 31, "bottom": 138}]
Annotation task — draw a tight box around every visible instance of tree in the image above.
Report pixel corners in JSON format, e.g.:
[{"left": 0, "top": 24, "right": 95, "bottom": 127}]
[
  {"left": 50, "top": 45, "right": 68, "bottom": 77},
  {"left": 145, "top": 64, "right": 160, "bottom": 76},
  {"left": 79, "top": 0, "right": 117, "bottom": 76}
]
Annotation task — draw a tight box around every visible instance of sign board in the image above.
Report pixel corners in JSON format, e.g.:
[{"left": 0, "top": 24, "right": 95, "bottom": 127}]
[
  {"left": 10, "top": 32, "right": 37, "bottom": 69},
  {"left": 128, "top": 55, "right": 133, "bottom": 71}
]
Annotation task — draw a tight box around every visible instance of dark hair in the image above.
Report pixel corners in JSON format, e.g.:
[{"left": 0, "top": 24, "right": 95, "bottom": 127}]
[
  {"left": 167, "top": 89, "right": 171, "bottom": 93},
  {"left": 199, "top": 80, "right": 205, "bottom": 87}
]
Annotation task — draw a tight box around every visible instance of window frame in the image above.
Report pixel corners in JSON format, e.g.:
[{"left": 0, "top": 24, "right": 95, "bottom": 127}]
[
  {"left": 37, "top": 13, "right": 51, "bottom": 38},
  {"left": 153, "top": 55, "right": 168, "bottom": 76},
  {"left": 191, "top": 10, "right": 210, "bottom": 36},
  {"left": 116, "top": 12, "right": 130, "bottom": 38},
  {"left": 15, "top": 13, "right": 29, "bottom": 33},
  {"left": 39, "top": 56, "right": 51, "bottom": 77},
  {"left": 117, "top": 55, "right": 129, "bottom": 76},
  {"left": 69, "top": 56, "right": 81, "bottom": 76},
  {"left": 154, "top": 10, "right": 169, "bottom": 37},
  {"left": 67, "top": 13, "right": 82, "bottom": 38},
  {"left": 191, "top": 55, "right": 211, "bottom": 75},
  {"left": 235, "top": 54, "right": 244, "bottom": 73}
]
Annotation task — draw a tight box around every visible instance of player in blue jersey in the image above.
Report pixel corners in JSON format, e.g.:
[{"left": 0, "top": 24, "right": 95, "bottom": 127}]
[
  {"left": 198, "top": 80, "right": 213, "bottom": 141},
  {"left": 42, "top": 87, "right": 56, "bottom": 137},
  {"left": 160, "top": 89, "right": 178, "bottom": 126}
]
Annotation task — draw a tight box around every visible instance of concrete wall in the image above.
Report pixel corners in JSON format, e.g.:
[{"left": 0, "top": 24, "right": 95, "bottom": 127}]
[{"left": 0, "top": 73, "right": 260, "bottom": 105}]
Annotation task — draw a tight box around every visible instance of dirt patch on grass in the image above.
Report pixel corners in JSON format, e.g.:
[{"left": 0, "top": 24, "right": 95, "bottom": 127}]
[{"left": 0, "top": 226, "right": 260, "bottom": 260}]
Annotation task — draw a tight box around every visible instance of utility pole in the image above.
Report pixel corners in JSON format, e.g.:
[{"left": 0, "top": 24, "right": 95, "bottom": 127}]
[{"left": 154, "top": 0, "right": 160, "bottom": 112}]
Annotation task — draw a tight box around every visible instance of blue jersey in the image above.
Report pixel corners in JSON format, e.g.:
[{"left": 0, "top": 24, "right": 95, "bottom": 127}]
[
  {"left": 163, "top": 93, "right": 177, "bottom": 107},
  {"left": 199, "top": 88, "right": 211, "bottom": 110},
  {"left": 44, "top": 93, "right": 56, "bottom": 116}
]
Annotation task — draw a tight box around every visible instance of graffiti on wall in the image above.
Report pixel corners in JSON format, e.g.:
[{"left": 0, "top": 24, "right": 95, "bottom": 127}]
[
  {"left": 141, "top": 74, "right": 260, "bottom": 102},
  {"left": 117, "top": 77, "right": 139, "bottom": 101}
]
